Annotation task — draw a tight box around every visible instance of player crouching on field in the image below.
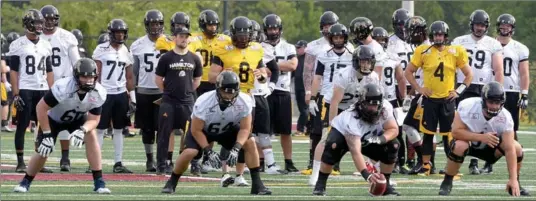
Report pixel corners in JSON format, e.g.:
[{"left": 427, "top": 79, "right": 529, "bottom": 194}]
[
  {"left": 313, "top": 83, "right": 400, "bottom": 196},
  {"left": 438, "top": 81, "right": 529, "bottom": 196},
  {"left": 13, "top": 58, "right": 110, "bottom": 194},
  {"left": 162, "top": 71, "right": 271, "bottom": 195}
]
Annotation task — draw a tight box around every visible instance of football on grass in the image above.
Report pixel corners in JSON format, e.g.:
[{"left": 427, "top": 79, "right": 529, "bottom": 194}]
[{"left": 368, "top": 173, "right": 387, "bottom": 196}]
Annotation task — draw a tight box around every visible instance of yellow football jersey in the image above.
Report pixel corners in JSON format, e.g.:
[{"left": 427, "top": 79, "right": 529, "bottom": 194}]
[
  {"left": 411, "top": 45, "right": 468, "bottom": 99},
  {"left": 191, "top": 33, "right": 232, "bottom": 82},
  {"left": 154, "top": 35, "right": 203, "bottom": 54},
  {"left": 212, "top": 41, "right": 265, "bottom": 93}
]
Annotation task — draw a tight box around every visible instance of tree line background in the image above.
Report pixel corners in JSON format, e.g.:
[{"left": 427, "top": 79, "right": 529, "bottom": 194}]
[{"left": 2, "top": 0, "right": 536, "bottom": 124}]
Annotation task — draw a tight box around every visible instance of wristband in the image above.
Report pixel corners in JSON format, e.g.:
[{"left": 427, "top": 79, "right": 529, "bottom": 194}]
[
  {"left": 202, "top": 146, "right": 212, "bottom": 154},
  {"left": 42, "top": 130, "right": 52, "bottom": 135},
  {"left": 522, "top": 90, "right": 528, "bottom": 95},
  {"left": 311, "top": 96, "right": 317, "bottom": 101},
  {"left": 306, "top": 91, "right": 312, "bottom": 95},
  {"left": 361, "top": 169, "right": 371, "bottom": 181},
  {"left": 258, "top": 75, "right": 266, "bottom": 82},
  {"left": 455, "top": 84, "right": 467, "bottom": 95},
  {"left": 378, "top": 135, "right": 387, "bottom": 145},
  {"left": 129, "top": 90, "right": 136, "bottom": 104},
  {"left": 80, "top": 126, "right": 88, "bottom": 133},
  {"left": 233, "top": 142, "right": 242, "bottom": 150}
]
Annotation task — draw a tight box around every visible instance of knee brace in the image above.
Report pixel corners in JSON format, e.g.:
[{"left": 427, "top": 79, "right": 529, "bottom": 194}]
[
  {"left": 238, "top": 149, "right": 245, "bottom": 163},
  {"left": 141, "top": 129, "right": 156, "bottom": 144},
  {"left": 422, "top": 134, "right": 434, "bottom": 155},
  {"left": 255, "top": 133, "right": 272, "bottom": 148},
  {"left": 403, "top": 125, "right": 422, "bottom": 144},
  {"left": 383, "top": 139, "right": 400, "bottom": 165},
  {"left": 447, "top": 140, "right": 467, "bottom": 163},
  {"left": 57, "top": 130, "right": 70, "bottom": 141},
  {"left": 320, "top": 130, "right": 346, "bottom": 166},
  {"left": 442, "top": 135, "right": 450, "bottom": 155}
]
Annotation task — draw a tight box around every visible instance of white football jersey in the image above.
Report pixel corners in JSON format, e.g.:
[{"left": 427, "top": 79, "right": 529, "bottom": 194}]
[
  {"left": 8, "top": 37, "right": 52, "bottom": 90},
  {"left": 261, "top": 39, "right": 296, "bottom": 91},
  {"left": 329, "top": 67, "right": 380, "bottom": 109},
  {"left": 387, "top": 35, "right": 413, "bottom": 86},
  {"left": 381, "top": 58, "right": 401, "bottom": 101},
  {"left": 252, "top": 50, "right": 276, "bottom": 96},
  {"left": 305, "top": 37, "right": 355, "bottom": 70},
  {"left": 502, "top": 39, "right": 529, "bottom": 92},
  {"left": 452, "top": 35, "right": 502, "bottom": 85},
  {"left": 316, "top": 49, "right": 353, "bottom": 96},
  {"left": 367, "top": 40, "right": 388, "bottom": 67},
  {"left": 192, "top": 91, "right": 253, "bottom": 135},
  {"left": 457, "top": 97, "right": 514, "bottom": 149},
  {"left": 48, "top": 77, "right": 107, "bottom": 123},
  {"left": 130, "top": 35, "right": 161, "bottom": 89},
  {"left": 40, "top": 28, "right": 79, "bottom": 80},
  {"left": 92, "top": 42, "right": 133, "bottom": 94},
  {"left": 331, "top": 99, "right": 394, "bottom": 138}
]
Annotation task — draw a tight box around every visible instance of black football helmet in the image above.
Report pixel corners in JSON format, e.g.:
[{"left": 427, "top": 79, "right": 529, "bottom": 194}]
[
  {"left": 74, "top": 58, "right": 98, "bottom": 92},
  {"left": 350, "top": 17, "right": 373, "bottom": 43},
  {"left": 392, "top": 8, "right": 411, "bottom": 40},
  {"left": 263, "top": 14, "right": 283, "bottom": 41},
  {"left": 328, "top": 23, "right": 349, "bottom": 49},
  {"left": 107, "top": 19, "right": 128, "bottom": 44},
  {"left": 429, "top": 21, "right": 449, "bottom": 46},
  {"left": 71, "top": 29, "right": 83, "bottom": 45},
  {"left": 144, "top": 9, "right": 164, "bottom": 36},
  {"left": 371, "top": 27, "right": 389, "bottom": 49},
  {"left": 7, "top": 32, "right": 20, "bottom": 44},
  {"left": 216, "top": 71, "right": 240, "bottom": 110},
  {"left": 229, "top": 16, "right": 252, "bottom": 49},
  {"left": 23, "top": 9, "right": 45, "bottom": 35},
  {"left": 170, "top": 12, "right": 190, "bottom": 35},
  {"left": 295, "top": 40, "right": 308, "bottom": 48},
  {"left": 251, "top": 20, "right": 262, "bottom": 42},
  {"left": 496, "top": 14, "right": 516, "bottom": 37},
  {"left": 404, "top": 16, "right": 427, "bottom": 45},
  {"left": 352, "top": 45, "right": 376, "bottom": 75},
  {"left": 481, "top": 81, "right": 505, "bottom": 117},
  {"left": 40, "top": 5, "right": 59, "bottom": 32},
  {"left": 97, "top": 33, "right": 110, "bottom": 45},
  {"left": 319, "top": 11, "right": 339, "bottom": 36},
  {"left": 469, "top": 9, "right": 490, "bottom": 38},
  {"left": 356, "top": 83, "right": 384, "bottom": 124},
  {"left": 198, "top": 9, "right": 220, "bottom": 37}
]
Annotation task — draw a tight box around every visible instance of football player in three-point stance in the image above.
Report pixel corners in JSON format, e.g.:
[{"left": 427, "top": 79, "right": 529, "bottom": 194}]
[
  {"left": 40, "top": 4, "right": 81, "bottom": 172},
  {"left": 9, "top": 9, "right": 54, "bottom": 174},
  {"left": 13, "top": 58, "right": 111, "bottom": 194},
  {"left": 161, "top": 71, "right": 271, "bottom": 195},
  {"left": 93, "top": 19, "right": 135, "bottom": 173},
  {"left": 438, "top": 81, "right": 529, "bottom": 196},
  {"left": 313, "top": 83, "right": 401, "bottom": 196},
  {"left": 130, "top": 9, "right": 165, "bottom": 172},
  {"left": 451, "top": 10, "right": 504, "bottom": 174}
]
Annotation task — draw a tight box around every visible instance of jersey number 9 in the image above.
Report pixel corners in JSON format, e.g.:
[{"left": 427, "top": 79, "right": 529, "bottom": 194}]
[{"left": 467, "top": 49, "right": 486, "bottom": 69}]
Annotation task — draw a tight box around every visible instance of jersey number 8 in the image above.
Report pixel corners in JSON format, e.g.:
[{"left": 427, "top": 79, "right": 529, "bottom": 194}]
[
  {"left": 25, "top": 55, "right": 46, "bottom": 75},
  {"left": 238, "top": 62, "right": 250, "bottom": 83}
]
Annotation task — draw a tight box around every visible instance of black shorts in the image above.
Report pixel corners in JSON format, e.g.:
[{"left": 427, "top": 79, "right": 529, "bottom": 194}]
[
  {"left": 135, "top": 93, "right": 161, "bottom": 131},
  {"left": 321, "top": 127, "right": 399, "bottom": 165},
  {"left": 267, "top": 90, "right": 292, "bottom": 135},
  {"left": 504, "top": 92, "right": 520, "bottom": 131},
  {"left": 456, "top": 83, "right": 483, "bottom": 106},
  {"left": 97, "top": 92, "right": 129, "bottom": 129},
  {"left": 252, "top": 95, "right": 271, "bottom": 134},
  {"left": 17, "top": 89, "right": 47, "bottom": 123},
  {"left": 36, "top": 116, "right": 86, "bottom": 147},
  {"left": 323, "top": 102, "right": 343, "bottom": 126},
  {"left": 196, "top": 82, "right": 216, "bottom": 97},
  {"left": 420, "top": 97, "right": 455, "bottom": 136},
  {"left": 309, "top": 94, "right": 324, "bottom": 136},
  {"left": 403, "top": 94, "right": 422, "bottom": 130},
  {"left": 451, "top": 139, "right": 506, "bottom": 164},
  {"left": 158, "top": 101, "right": 192, "bottom": 130},
  {"left": 184, "top": 124, "right": 249, "bottom": 151}
]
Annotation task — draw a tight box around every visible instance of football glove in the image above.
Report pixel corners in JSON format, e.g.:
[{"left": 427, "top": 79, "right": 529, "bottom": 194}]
[
  {"left": 70, "top": 128, "right": 85, "bottom": 148},
  {"left": 402, "top": 96, "right": 412, "bottom": 112},
  {"left": 37, "top": 132, "right": 55, "bottom": 157},
  {"left": 127, "top": 102, "right": 136, "bottom": 117},
  {"left": 518, "top": 93, "right": 529, "bottom": 109},
  {"left": 361, "top": 134, "right": 387, "bottom": 147},
  {"left": 203, "top": 147, "right": 222, "bottom": 169},
  {"left": 13, "top": 95, "right": 25, "bottom": 111},
  {"left": 226, "top": 143, "right": 242, "bottom": 167},
  {"left": 308, "top": 100, "right": 319, "bottom": 116}
]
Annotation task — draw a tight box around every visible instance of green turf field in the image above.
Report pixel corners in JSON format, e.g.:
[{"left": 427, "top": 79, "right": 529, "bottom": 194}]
[{"left": 1, "top": 131, "right": 536, "bottom": 200}]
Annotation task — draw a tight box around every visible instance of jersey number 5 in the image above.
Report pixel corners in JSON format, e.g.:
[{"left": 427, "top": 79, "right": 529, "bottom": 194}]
[
  {"left": 238, "top": 62, "right": 250, "bottom": 83},
  {"left": 207, "top": 122, "right": 234, "bottom": 134},
  {"left": 25, "top": 55, "right": 46, "bottom": 75},
  {"left": 106, "top": 61, "right": 127, "bottom": 81},
  {"left": 143, "top": 53, "right": 161, "bottom": 72},
  {"left": 434, "top": 62, "right": 444, "bottom": 82}
]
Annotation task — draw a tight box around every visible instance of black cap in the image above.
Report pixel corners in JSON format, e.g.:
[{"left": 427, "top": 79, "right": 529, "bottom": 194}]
[
  {"left": 295, "top": 40, "right": 308, "bottom": 48},
  {"left": 173, "top": 26, "right": 191, "bottom": 36}
]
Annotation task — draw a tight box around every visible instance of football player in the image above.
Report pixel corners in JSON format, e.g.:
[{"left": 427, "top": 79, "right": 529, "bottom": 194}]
[
  {"left": 13, "top": 58, "right": 111, "bottom": 194},
  {"left": 71, "top": 29, "right": 87, "bottom": 58},
  {"left": 438, "top": 81, "right": 529, "bottom": 196},
  {"left": 97, "top": 33, "right": 109, "bottom": 45},
  {"left": 93, "top": 19, "right": 135, "bottom": 173},
  {"left": 40, "top": 4, "right": 81, "bottom": 172},
  {"left": 251, "top": 20, "right": 263, "bottom": 43},
  {"left": 349, "top": 17, "right": 386, "bottom": 77},
  {"left": 405, "top": 21, "right": 473, "bottom": 176},
  {"left": 373, "top": 27, "right": 408, "bottom": 174},
  {"left": 161, "top": 71, "right": 271, "bottom": 195},
  {"left": 8, "top": 9, "right": 54, "bottom": 173},
  {"left": 496, "top": 13, "right": 529, "bottom": 174},
  {"left": 1, "top": 33, "right": 14, "bottom": 133},
  {"left": 130, "top": 9, "right": 165, "bottom": 172},
  {"left": 452, "top": 9, "right": 504, "bottom": 175},
  {"left": 261, "top": 14, "right": 299, "bottom": 173},
  {"left": 312, "top": 83, "right": 401, "bottom": 196}
]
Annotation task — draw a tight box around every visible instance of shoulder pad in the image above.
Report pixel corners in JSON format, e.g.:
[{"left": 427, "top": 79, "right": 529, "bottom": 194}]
[
  {"left": 249, "top": 42, "right": 262, "bottom": 51},
  {"left": 155, "top": 36, "right": 174, "bottom": 51}
]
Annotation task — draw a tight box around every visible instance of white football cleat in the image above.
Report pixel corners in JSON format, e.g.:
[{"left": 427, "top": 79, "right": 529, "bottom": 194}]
[
  {"left": 95, "top": 187, "right": 111, "bottom": 194},
  {"left": 265, "top": 165, "right": 285, "bottom": 174},
  {"left": 13, "top": 185, "right": 28, "bottom": 193},
  {"left": 220, "top": 173, "right": 234, "bottom": 187},
  {"left": 234, "top": 175, "right": 249, "bottom": 187}
]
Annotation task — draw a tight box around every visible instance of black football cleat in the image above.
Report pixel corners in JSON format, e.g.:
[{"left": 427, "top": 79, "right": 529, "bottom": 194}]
[
  {"left": 468, "top": 159, "right": 480, "bottom": 175},
  {"left": 40, "top": 167, "right": 53, "bottom": 173},
  {"left": 520, "top": 186, "right": 531, "bottom": 196},
  {"left": 480, "top": 162, "right": 493, "bottom": 174},
  {"left": 251, "top": 186, "right": 272, "bottom": 195},
  {"left": 146, "top": 161, "right": 156, "bottom": 172},
  {"left": 312, "top": 187, "right": 326, "bottom": 196},
  {"left": 15, "top": 162, "right": 26, "bottom": 173},
  {"left": 383, "top": 186, "right": 401, "bottom": 196},
  {"left": 60, "top": 159, "right": 71, "bottom": 172},
  {"left": 113, "top": 162, "right": 133, "bottom": 173},
  {"left": 285, "top": 161, "right": 299, "bottom": 173},
  {"left": 438, "top": 181, "right": 452, "bottom": 196},
  {"left": 161, "top": 181, "right": 176, "bottom": 194}
]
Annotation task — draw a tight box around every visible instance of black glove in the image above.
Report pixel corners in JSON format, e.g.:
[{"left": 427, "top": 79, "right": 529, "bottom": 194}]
[
  {"left": 226, "top": 143, "right": 242, "bottom": 167},
  {"left": 203, "top": 146, "right": 222, "bottom": 169},
  {"left": 13, "top": 95, "right": 25, "bottom": 111},
  {"left": 127, "top": 102, "right": 136, "bottom": 117},
  {"left": 361, "top": 135, "right": 387, "bottom": 147}
]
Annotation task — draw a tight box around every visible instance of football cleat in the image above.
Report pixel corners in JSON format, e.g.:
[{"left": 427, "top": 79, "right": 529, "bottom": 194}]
[
  {"left": 15, "top": 162, "right": 26, "bottom": 173},
  {"left": 190, "top": 161, "right": 202, "bottom": 176},
  {"left": 40, "top": 167, "right": 53, "bottom": 173},
  {"left": 265, "top": 165, "right": 288, "bottom": 174},
  {"left": 330, "top": 169, "right": 341, "bottom": 175},
  {"left": 220, "top": 173, "right": 234, "bottom": 187},
  {"left": 161, "top": 180, "right": 176, "bottom": 194},
  {"left": 520, "top": 186, "right": 531, "bottom": 196},
  {"left": 301, "top": 168, "right": 313, "bottom": 175},
  {"left": 438, "top": 180, "right": 452, "bottom": 196},
  {"left": 95, "top": 187, "right": 111, "bottom": 194},
  {"left": 383, "top": 186, "right": 401, "bottom": 196},
  {"left": 417, "top": 163, "right": 432, "bottom": 176},
  {"left": 113, "top": 162, "right": 133, "bottom": 173},
  {"left": 312, "top": 186, "right": 327, "bottom": 196},
  {"left": 251, "top": 186, "right": 272, "bottom": 195},
  {"left": 234, "top": 175, "right": 249, "bottom": 187},
  {"left": 285, "top": 161, "right": 299, "bottom": 173},
  {"left": 480, "top": 162, "right": 493, "bottom": 174},
  {"left": 468, "top": 159, "right": 480, "bottom": 175},
  {"left": 146, "top": 160, "right": 156, "bottom": 172},
  {"left": 13, "top": 178, "right": 31, "bottom": 193},
  {"left": 60, "top": 159, "right": 71, "bottom": 172}
]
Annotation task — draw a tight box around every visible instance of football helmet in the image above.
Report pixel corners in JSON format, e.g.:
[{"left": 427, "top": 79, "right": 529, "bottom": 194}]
[
  {"left": 216, "top": 71, "right": 240, "bottom": 110},
  {"left": 40, "top": 5, "right": 59, "bottom": 32},
  {"left": 350, "top": 17, "right": 373, "bottom": 43},
  {"left": 229, "top": 16, "right": 252, "bottom": 49},
  {"left": 328, "top": 23, "right": 348, "bottom": 49},
  {"left": 481, "top": 81, "right": 505, "bottom": 117},
  {"left": 107, "top": 19, "right": 128, "bottom": 44},
  {"left": 263, "top": 14, "right": 283, "bottom": 41},
  {"left": 404, "top": 16, "right": 427, "bottom": 45},
  {"left": 319, "top": 11, "right": 339, "bottom": 36},
  {"left": 371, "top": 27, "right": 389, "bottom": 49},
  {"left": 429, "top": 21, "right": 449, "bottom": 46},
  {"left": 74, "top": 58, "right": 98, "bottom": 92},
  {"left": 171, "top": 12, "right": 190, "bottom": 35},
  {"left": 392, "top": 8, "right": 411, "bottom": 40},
  {"left": 469, "top": 9, "right": 490, "bottom": 38},
  {"left": 352, "top": 45, "right": 376, "bottom": 75},
  {"left": 144, "top": 9, "right": 164, "bottom": 36},
  {"left": 23, "top": 9, "right": 45, "bottom": 35},
  {"left": 198, "top": 10, "right": 220, "bottom": 37},
  {"left": 71, "top": 29, "right": 83, "bottom": 45},
  {"left": 356, "top": 83, "right": 384, "bottom": 124},
  {"left": 496, "top": 14, "right": 515, "bottom": 37}
]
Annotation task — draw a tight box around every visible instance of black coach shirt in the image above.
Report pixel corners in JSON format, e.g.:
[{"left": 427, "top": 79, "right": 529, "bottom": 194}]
[{"left": 155, "top": 50, "right": 202, "bottom": 104}]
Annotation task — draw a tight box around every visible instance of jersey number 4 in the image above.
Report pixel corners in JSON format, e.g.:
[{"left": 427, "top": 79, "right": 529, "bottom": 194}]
[
  {"left": 207, "top": 122, "right": 234, "bottom": 134},
  {"left": 106, "top": 61, "right": 127, "bottom": 81},
  {"left": 25, "top": 55, "right": 46, "bottom": 75},
  {"left": 434, "top": 62, "right": 444, "bottom": 82}
]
